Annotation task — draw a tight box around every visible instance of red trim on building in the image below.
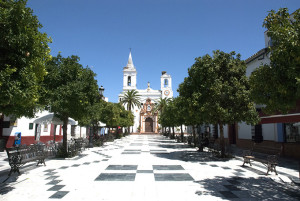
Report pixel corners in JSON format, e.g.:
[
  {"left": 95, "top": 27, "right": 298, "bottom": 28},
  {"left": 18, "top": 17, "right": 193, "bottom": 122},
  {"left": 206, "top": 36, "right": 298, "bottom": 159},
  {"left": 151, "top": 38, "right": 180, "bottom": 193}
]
[
  {"left": 5, "top": 135, "right": 63, "bottom": 148},
  {"left": 260, "top": 114, "right": 300, "bottom": 124}
]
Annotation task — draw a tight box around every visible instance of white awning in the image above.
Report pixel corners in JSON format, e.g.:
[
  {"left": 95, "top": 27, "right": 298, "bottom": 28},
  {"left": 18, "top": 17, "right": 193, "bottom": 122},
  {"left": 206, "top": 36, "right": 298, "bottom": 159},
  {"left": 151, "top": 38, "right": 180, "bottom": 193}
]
[{"left": 33, "top": 113, "right": 76, "bottom": 125}]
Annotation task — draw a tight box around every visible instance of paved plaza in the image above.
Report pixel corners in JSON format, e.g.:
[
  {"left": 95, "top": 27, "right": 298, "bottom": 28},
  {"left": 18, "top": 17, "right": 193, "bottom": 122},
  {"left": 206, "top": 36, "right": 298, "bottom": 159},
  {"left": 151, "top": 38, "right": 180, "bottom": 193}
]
[{"left": 0, "top": 134, "right": 300, "bottom": 200}]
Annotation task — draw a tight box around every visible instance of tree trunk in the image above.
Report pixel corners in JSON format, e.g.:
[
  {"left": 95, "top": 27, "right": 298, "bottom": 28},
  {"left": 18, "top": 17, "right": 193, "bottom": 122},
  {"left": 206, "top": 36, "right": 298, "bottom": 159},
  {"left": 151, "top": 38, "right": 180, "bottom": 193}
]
[
  {"left": 180, "top": 124, "right": 184, "bottom": 142},
  {"left": 197, "top": 124, "right": 203, "bottom": 152},
  {"left": 172, "top": 126, "right": 175, "bottom": 139},
  {"left": 128, "top": 103, "right": 131, "bottom": 134},
  {"left": 192, "top": 125, "right": 196, "bottom": 147},
  {"left": 219, "top": 123, "right": 225, "bottom": 158},
  {"left": 62, "top": 116, "right": 68, "bottom": 157}
]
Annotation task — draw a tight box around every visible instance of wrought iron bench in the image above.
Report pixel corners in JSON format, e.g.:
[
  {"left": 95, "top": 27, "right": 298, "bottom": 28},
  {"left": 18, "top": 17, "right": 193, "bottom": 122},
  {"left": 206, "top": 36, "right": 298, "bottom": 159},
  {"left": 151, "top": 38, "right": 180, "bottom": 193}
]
[
  {"left": 242, "top": 144, "right": 282, "bottom": 175},
  {"left": 6, "top": 144, "right": 47, "bottom": 176}
]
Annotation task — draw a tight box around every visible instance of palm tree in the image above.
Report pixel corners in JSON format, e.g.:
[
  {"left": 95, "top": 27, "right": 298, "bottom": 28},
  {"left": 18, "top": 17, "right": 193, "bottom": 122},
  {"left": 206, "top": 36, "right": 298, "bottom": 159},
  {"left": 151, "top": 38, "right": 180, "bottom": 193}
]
[{"left": 120, "top": 90, "right": 141, "bottom": 133}]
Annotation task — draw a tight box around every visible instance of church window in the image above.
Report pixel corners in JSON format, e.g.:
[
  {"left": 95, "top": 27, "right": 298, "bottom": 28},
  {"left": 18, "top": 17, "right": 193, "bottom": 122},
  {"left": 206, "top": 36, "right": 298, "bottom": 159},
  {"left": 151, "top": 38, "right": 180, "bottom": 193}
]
[
  {"left": 164, "top": 79, "right": 168, "bottom": 87},
  {"left": 128, "top": 76, "right": 131, "bottom": 86},
  {"left": 147, "top": 105, "right": 151, "bottom": 111}
]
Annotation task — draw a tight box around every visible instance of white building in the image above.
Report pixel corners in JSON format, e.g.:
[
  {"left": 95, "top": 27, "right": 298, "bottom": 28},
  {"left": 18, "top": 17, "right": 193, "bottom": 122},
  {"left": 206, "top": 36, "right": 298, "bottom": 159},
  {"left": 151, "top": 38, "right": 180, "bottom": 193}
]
[{"left": 118, "top": 52, "right": 173, "bottom": 133}]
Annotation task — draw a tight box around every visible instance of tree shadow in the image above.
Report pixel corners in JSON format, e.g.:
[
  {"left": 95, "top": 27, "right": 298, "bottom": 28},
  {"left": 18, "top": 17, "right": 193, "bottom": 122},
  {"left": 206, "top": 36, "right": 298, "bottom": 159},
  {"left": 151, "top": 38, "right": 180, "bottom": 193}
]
[
  {"left": 153, "top": 148, "right": 231, "bottom": 163},
  {"left": 0, "top": 174, "right": 18, "bottom": 195},
  {"left": 0, "top": 162, "right": 42, "bottom": 195},
  {"left": 194, "top": 176, "right": 300, "bottom": 200}
]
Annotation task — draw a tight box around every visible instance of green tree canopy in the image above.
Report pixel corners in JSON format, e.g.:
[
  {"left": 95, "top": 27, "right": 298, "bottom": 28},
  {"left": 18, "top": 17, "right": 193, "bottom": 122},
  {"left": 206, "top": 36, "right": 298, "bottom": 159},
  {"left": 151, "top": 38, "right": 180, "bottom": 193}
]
[
  {"left": 179, "top": 50, "right": 259, "bottom": 156},
  {"left": 43, "top": 53, "right": 99, "bottom": 156},
  {"left": 250, "top": 8, "right": 300, "bottom": 114},
  {"left": 0, "top": 0, "right": 51, "bottom": 117}
]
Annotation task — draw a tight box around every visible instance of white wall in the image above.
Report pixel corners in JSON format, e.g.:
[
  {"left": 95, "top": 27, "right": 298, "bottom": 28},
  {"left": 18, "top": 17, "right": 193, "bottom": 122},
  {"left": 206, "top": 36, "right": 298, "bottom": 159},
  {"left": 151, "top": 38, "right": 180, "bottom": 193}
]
[
  {"left": 262, "top": 123, "right": 277, "bottom": 141},
  {"left": 3, "top": 111, "right": 86, "bottom": 140},
  {"left": 238, "top": 122, "right": 252, "bottom": 139}
]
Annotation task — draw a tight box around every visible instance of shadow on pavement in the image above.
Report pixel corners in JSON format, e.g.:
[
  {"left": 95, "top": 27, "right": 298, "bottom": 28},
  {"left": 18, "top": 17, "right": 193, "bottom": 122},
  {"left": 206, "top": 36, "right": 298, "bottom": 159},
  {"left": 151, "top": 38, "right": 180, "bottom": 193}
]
[
  {"left": 0, "top": 174, "right": 18, "bottom": 195},
  {"left": 194, "top": 176, "right": 300, "bottom": 200},
  {"left": 153, "top": 149, "right": 232, "bottom": 162}
]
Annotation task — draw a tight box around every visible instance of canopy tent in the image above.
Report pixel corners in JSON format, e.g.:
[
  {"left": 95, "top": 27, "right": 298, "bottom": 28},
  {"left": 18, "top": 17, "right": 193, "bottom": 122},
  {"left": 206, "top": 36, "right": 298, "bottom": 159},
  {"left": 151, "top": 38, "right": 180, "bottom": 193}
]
[{"left": 33, "top": 113, "right": 76, "bottom": 125}]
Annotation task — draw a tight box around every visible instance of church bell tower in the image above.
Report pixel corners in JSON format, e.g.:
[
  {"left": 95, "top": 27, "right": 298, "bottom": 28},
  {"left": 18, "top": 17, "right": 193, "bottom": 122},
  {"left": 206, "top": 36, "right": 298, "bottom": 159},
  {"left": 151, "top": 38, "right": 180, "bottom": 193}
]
[
  {"left": 123, "top": 51, "right": 137, "bottom": 90},
  {"left": 161, "top": 71, "right": 173, "bottom": 99}
]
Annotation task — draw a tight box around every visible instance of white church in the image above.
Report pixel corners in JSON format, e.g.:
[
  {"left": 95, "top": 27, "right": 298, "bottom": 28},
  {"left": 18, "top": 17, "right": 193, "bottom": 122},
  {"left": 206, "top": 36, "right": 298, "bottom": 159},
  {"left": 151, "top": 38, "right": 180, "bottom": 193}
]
[{"left": 118, "top": 52, "right": 173, "bottom": 133}]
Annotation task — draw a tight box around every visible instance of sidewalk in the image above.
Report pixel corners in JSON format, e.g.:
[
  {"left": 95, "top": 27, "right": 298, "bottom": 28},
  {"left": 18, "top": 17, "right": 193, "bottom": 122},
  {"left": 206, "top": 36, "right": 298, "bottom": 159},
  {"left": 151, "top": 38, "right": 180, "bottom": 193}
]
[{"left": 1, "top": 135, "right": 300, "bottom": 200}]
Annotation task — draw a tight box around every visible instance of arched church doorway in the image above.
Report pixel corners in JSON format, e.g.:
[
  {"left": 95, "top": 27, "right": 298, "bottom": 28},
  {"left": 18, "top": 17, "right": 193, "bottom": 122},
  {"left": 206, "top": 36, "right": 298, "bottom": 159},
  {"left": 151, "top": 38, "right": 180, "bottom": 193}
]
[{"left": 145, "top": 117, "right": 153, "bottom": 132}]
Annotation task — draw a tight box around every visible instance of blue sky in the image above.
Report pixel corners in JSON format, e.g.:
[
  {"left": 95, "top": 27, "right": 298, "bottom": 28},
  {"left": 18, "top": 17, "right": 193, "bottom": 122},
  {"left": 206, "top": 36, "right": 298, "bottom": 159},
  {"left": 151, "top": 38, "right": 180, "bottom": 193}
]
[{"left": 27, "top": 0, "right": 299, "bottom": 103}]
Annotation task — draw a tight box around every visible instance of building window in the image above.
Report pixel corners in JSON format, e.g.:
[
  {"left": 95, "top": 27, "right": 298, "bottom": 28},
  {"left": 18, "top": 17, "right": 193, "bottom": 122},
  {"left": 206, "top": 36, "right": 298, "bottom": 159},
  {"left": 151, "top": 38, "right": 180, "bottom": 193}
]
[
  {"left": 212, "top": 124, "right": 218, "bottom": 139},
  {"left": 43, "top": 123, "right": 48, "bottom": 132},
  {"left": 71, "top": 125, "right": 76, "bottom": 137},
  {"left": 285, "top": 123, "right": 300, "bottom": 143},
  {"left": 164, "top": 79, "right": 168, "bottom": 87},
  {"left": 9, "top": 116, "right": 17, "bottom": 127},
  {"left": 29, "top": 123, "right": 33, "bottom": 130},
  {"left": 128, "top": 76, "right": 131, "bottom": 86}
]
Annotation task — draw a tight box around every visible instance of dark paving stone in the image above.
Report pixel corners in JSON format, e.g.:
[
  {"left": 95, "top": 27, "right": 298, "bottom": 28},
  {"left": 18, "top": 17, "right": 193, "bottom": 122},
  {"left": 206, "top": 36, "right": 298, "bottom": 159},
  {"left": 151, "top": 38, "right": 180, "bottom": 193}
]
[
  {"left": 137, "top": 170, "right": 154, "bottom": 173},
  {"left": 224, "top": 185, "right": 241, "bottom": 191},
  {"left": 233, "top": 172, "right": 244, "bottom": 177},
  {"left": 124, "top": 149, "right": 141, "bottom": 151},
  {"left": 106, "top": 165, "right": 138, "bottom": 170},
  {"left": 72, "top": 164, "right": 81, "bottom": 167},
  {"left": 234, "top": 169, "right": 246, "bottom": 173},
  {"left": 59, "top": 166, "right": 69, "bottom": 169},
  {"left": 199, "top": 162, "right": 207, "bottom": 165},
  {"left": 122, "top": 152, "right": 141, "bottom": 154},
  {"left": 160, "top": 145, "right": 175, "bottom": 148},
  {"left": 45, "top": 172, "right": 58, "bottom": 176},
  {"left": 46, "top": 176, "right": 60, "bottom": 180},
  {"left": 151, "top": 152, "right": 169, "bottom": 154},
  {"left": 47, "top": 185, "right": 65, "bottom": 191},
  {"left": 102, "top": 159, "right": 109, "bottom": 161},
  {"left": 46, "top": 180, "right": 62, "bottom": 185},
  {"left": 153, "top": 165, "right": 184, "bottom": 170},
  {"left": 93, "top": 160, "right": 100, "bottom": 163},
  {"left": 210, "top": 164, "right": 218, "bottom": 167},
  {"left": 49, "top": 191, "right": 69, "bottom": 199},
  {"left": 95, "top": 173, "right": 136, "bottom": 181},
  {"left": 219, "top": 191, "right": 239, "bottom": 199},
  {"left": 83, "top": 162, "right": 90, "bottom": 165},
  {"left": 154, "top": 173, "right": 194, "bottom": 181},
  {"left": 221, "top": 167, "right": 231, "bottom": 170},
  {"left": 44, "top": 169, "right": 56, "bottom": 172}
]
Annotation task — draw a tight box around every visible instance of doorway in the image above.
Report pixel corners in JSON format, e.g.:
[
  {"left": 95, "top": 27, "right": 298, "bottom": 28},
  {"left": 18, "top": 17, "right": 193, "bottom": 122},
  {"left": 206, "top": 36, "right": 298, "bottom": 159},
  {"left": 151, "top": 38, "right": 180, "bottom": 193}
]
[{"left": 145, "top": 118, "right": 153, "bottom": 132}]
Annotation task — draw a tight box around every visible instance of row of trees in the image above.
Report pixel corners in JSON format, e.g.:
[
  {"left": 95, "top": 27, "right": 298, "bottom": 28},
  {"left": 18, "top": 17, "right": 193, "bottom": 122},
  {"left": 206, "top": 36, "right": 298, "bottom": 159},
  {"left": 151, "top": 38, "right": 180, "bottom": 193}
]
[
  {"left": 159, "top": 51, "right": 259, "bottom": 157},
  {"left": 0, "top": 0, "right": 134, "bottom": 156},
  {"left": 159, "top": 8, "right": 299, "bottom": 157}
]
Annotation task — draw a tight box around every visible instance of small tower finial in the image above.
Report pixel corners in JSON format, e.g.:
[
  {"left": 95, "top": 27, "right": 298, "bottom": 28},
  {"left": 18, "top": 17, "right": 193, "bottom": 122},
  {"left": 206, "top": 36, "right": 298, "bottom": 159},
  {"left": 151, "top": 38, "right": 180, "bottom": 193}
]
[{"left": 126, "top": 50, "right": 134, "bottom": 69}]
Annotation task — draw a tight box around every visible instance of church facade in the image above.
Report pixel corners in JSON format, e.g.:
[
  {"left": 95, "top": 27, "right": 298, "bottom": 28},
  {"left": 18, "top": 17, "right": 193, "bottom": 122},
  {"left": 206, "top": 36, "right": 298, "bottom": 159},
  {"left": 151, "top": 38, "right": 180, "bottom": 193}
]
[{"left": 118, "top": 52, "right": 173, "bottom": 133}]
